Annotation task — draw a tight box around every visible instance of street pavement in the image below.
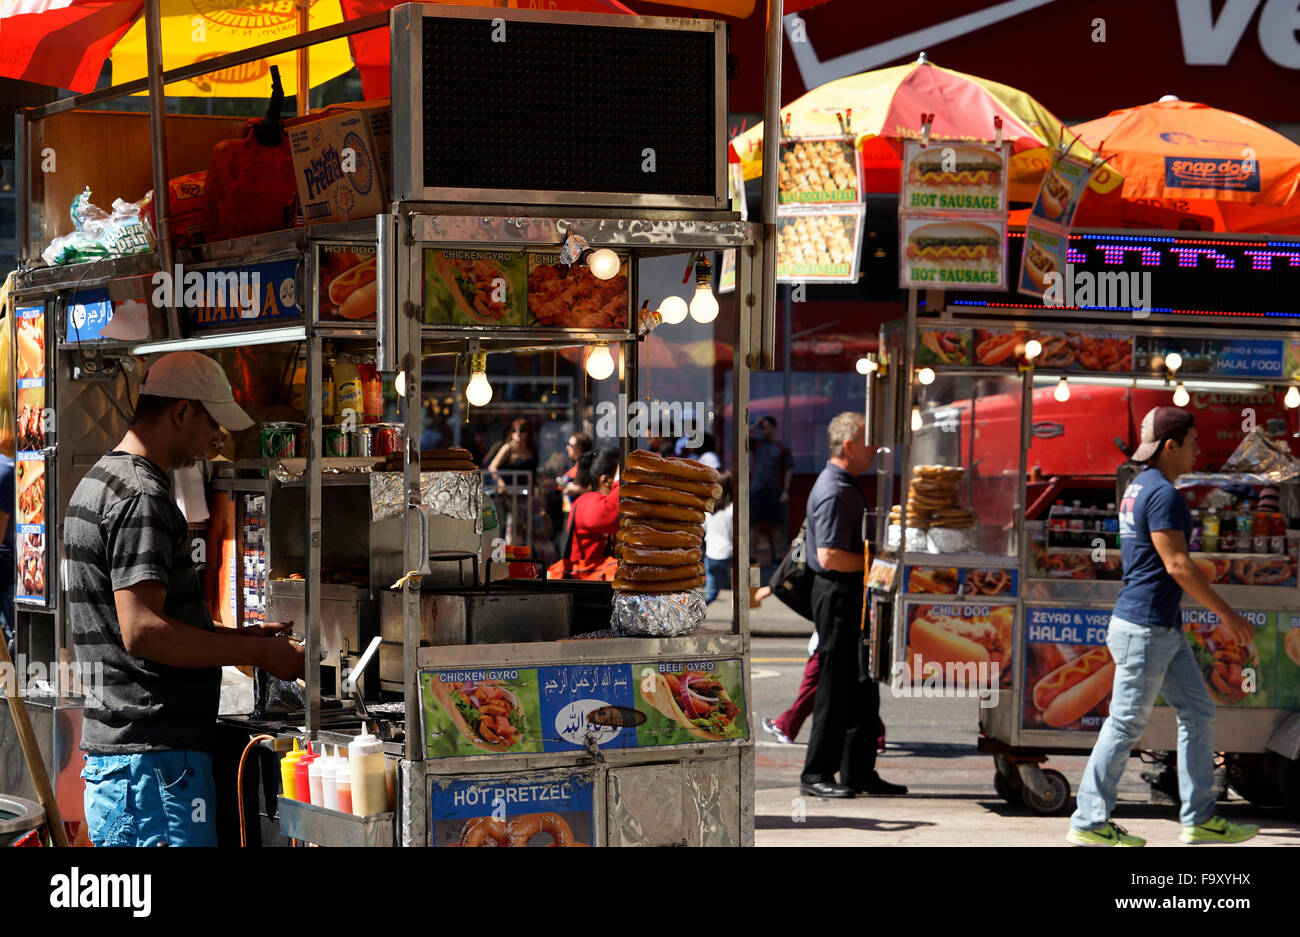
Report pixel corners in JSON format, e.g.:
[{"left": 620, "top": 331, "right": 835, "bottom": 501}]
[{"left": 711, "top": 591, "right": 1300, "bottom": 847}]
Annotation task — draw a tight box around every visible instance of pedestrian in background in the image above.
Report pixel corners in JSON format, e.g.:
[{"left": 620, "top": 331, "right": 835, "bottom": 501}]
[
  {"left": 750, "top": 416, "right": 792, "bottom": 577},
  {"left": 703, "top": 471, "right": 734, "bottom": 605},
  {"left": 799, "top": 412, "right": 905, "bottom": 799}
]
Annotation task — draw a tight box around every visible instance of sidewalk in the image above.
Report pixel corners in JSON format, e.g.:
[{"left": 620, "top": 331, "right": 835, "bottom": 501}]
[{"left": 705, "top": 588, "right": 813, "bottom": 637}]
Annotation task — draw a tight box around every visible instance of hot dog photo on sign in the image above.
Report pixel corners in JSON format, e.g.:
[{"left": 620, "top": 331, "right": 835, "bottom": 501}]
[
  {"left": 903, "top": 604, "right": 1013, "bottom": 690},
  {"left": 318, "top": 245, "right": 377, "bottom": 321},
  {"left": 1022, "top": 608, "right": 1117, "bottom": 730}
]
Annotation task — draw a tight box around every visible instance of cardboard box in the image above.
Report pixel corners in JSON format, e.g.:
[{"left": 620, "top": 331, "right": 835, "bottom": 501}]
[
  {"left": 288, "top": 109, "right": 385, "bottom": 224},
  {"left": 332, "top": 99, "right": 392, "bottom": 204}
]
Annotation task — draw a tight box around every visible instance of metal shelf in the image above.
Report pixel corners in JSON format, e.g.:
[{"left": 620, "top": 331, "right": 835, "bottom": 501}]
[{"left": 901, "top": 553, "right": 1019, "bottom": 568}]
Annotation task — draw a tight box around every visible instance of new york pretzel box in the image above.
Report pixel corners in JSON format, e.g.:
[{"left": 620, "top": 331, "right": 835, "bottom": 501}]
[{"left": 288, "top": 107, "right": 386, "bottom": 224}]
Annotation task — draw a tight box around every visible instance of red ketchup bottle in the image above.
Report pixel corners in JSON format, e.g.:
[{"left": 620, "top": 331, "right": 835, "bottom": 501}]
[{"left": 294, "top": 742, "right": 317, "bottom": 805}]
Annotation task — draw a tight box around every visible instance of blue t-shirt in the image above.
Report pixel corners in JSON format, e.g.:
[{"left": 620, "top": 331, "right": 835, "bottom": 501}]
[
  {"left": 804, "top": 462, "right": 865, "bottom": 574},
  {"left": 1114, "top": 466, "right": 1191, "bottom": 629},
  {"left": 0, "top": 456, "right": 13, "bottom": 589}
]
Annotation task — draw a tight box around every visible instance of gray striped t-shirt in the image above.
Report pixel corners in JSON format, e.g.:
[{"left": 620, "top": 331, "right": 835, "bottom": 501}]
[{"left": 65, "top": 452, "right": 220, "bottom": 753}]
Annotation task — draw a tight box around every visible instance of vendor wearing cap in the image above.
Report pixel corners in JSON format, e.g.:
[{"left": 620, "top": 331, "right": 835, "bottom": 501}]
[
  {"left": 67, "top": 351, "right": 304, "bottom": 847},
  {"left": 1067, "top": 407, "right": 1257, "bottom": 847}
]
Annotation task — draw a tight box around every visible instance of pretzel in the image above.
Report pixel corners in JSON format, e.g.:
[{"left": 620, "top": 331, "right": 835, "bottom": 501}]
[
  {"left": 625, "top": 449, "right": 720, "bottom": 484},
  {"left": 619, "top": 482, "right": 712, "bottom": 511},
  {"left": 619, "top": 516, "right": 705, "bottom": 536},
  {"left": 618, "top": 545, "right": 703, "bottom": 566},
  {"left": 611, "top": 575, "right": 706, "bottom": 593},
  {"left": 460, "top": 817, "right": 511, "bottom": 846},
  {"left": 617, "top": 561, "right": 705, "bottom": 582},
  {"left": 620, "top": 500, "right": 706, "bottom": 524},
  {"left": 616, "top": 525, "right": 702, "bottom": 550},
  {"left": 622, "top": 468, "right": 722, "bottom": 500}
]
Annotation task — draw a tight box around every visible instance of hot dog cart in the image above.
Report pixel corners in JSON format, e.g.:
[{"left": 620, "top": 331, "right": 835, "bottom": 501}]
[
  {"left": 3, "top": 3, "right": 772, "bottom": 847},
  {"left": 866, "top": 229, "right": 1300, "bottom": 818}
]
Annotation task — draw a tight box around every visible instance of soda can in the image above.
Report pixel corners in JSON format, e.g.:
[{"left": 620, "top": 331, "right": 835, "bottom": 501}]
[
  {"left": 259, "top": 422, "right": 298, "bottom": 460},
  {"left": 323, "top": 425, "right": 351, "bottom": 458},
  {"left": 375, "top": 424, "right": 404, "bottom": 457},
  {"left": 355, "top": 425, "right": 374, "bottom": 457}
]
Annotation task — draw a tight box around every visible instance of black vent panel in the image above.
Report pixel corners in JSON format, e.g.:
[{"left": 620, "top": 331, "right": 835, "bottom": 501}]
[{"left": 421, "top": 17, "right": 717, "bottom": 198}]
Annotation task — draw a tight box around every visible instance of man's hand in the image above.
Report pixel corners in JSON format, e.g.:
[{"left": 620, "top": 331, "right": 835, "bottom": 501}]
[
  {"left": 1215, "top": 610, "right": 1255, "bottom": 647},
  {"left": 257, "top": 636, "right": 306, "bottom": 682},
  {"left": 239, "top": 622, "right": 295, "bottom": 639}
]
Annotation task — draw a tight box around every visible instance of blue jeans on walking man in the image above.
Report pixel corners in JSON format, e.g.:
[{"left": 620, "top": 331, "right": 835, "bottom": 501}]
[{"left": 1071, "top": 616, "right": 1217, "bottom": 831}]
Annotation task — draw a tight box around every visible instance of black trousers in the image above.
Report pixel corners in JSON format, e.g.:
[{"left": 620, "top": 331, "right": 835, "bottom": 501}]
[{"left": 800, "top": 572, "right": 879, "bottom": 787}]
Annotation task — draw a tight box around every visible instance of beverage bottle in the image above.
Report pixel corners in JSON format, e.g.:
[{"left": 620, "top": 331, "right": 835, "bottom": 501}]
[
  {"left": 1236, "top": 507, "right": 1255, "bottom": 553},
  {"left": 1253, "top": 510, "right": 1271, "bottom": 554},
  {"left": 1202, "top": 508, "right": 1220, "bottom": 553},
  {"left": 1219, "top": 510, "right": 1236, "bottom": 553},
  {"left": 359, "top": 357, "right": 383, "bottom": 424},
  {"left": 290, "top": 351, "right": 307, "bottom": 411},
  {"left": 1048, "top": 500, "right": 1066, "bottom": 548},
  {"left": 1104, "top": 502, "right": 1120, "bottom": 550},
  {"left": 322, "top": 357, "right": 336, "bottom": 422},
  {"left": 1069, "top": 499, "right": 1085, "bottom": 548},
  {"left": 1271, "top": 513, "right": 1287, "bottom": 554},
  {"left": 1189, "top": 510, "right": 1203, "bottom": 552},
  {"left": 333, "top": 354, "right": 363, "bottom": 425}
]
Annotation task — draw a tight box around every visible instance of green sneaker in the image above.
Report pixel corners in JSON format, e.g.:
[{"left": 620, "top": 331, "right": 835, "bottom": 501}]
[
  {"left": 1066, "top": 821, "right": 1146, "bottom": 847},
  {"left": 1180, "top": 815, "right": 1259, "bottom": 844}
]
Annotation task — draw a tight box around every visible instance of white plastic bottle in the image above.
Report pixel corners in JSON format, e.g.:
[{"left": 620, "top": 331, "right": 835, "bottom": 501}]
[
  {"left": 322, "top": 746, "right": 342, "bottom": 811},
  {"left": 349, "top": 731, "right": 388, "bottom": 816},
  {"left": 336, "top": 761, "right": 353, "bottom": 815},
  {"left": 307, "top": 746, "right": 327, "bottom": 806}
]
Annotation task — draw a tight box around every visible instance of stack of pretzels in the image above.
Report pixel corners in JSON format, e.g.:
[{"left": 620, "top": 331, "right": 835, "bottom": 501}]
[
  {"left": 614, "top": 450, "right": 722, "bottom": 594},
  {"left": 905, "top": 465, "right": 975, "bottom": 529}
]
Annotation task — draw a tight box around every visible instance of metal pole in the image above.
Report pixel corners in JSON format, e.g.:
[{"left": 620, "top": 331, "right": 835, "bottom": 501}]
[
  {"left": 14, "top": 114, "right": 27, "bottom": 266},
  {"left": 781, "top": 285, "right": 791, "bottom": 548},
  {"left": 758, "top": 0, "right": 783, "bottom": 374},
  {"left": 296, "top": 0, "right": 310, "bottom": 115},
  {"left": 143, "top": 0, "right": 178, "bottom": 340},
  {"left": 306, "top": 333, "right": 322, "bottom": 742}
]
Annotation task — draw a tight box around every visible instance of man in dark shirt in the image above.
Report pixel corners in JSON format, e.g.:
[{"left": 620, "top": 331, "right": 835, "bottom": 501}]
[
  {"left": 800, "top": 412, "right": 906, "bottom": 799},
  {"left": 68, "top": 352, "right": 304, "bottom": 846},
  {"left": 1068, "top": 407, "right": 1256, "bottom": 846}
]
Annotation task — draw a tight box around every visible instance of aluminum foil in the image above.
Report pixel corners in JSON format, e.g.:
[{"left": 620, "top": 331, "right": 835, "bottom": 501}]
[
  {"left": 370, "top": 470, "right": 482, "bottom": 527},
  {"left": 611, "top": 591, "right": 706, "bottom": 637},
  {"left": 928, "top": 526, "right": 975, "bottom": 554},
  {"left": 885, "top": 524, "right": 902, "bottom": 552},
  {"left": 1221, "top": 429, "right": 1300, "bottom": 480},
  {"left": 904, "top": 526, "right": 930, "bottom": 553}
]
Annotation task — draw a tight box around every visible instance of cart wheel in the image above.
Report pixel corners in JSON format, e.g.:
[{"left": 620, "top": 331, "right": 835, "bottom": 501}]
[
  {"left": 1227, "top": 753, "right": 1282, "bottom": 808},
  {"left": 993, "top": 769, "right": 1023, "bottom": 805},
  {"left": 1023, "top": 769, "right": 1071, "bottom": 816}
]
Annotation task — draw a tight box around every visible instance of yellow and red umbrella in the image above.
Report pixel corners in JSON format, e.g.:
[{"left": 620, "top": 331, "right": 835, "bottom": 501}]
[
  {"left": 1070, "top": 98, "right": 1300, "bottom": 234},
  {"left": 730, "top": 57, "right": 1113, "bottom": 204}
]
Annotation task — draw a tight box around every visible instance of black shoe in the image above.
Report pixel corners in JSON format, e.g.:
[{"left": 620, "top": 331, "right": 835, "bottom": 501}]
[
  {"left": 852, "top": 776, "right": 909, "bottom": 796},
  {"left": 799, "top": 781, "right": 855, "bottom": 799}
]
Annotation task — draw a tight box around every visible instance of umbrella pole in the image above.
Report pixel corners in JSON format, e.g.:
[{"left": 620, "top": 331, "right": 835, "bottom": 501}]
[
  {"left": 758, "top": 0, "right": 783, "bottom": 371},
  {"left": 0, "top": 638, "right": 68, "bottom": 847},
  {"left": 296, "top": 0, "right": 310, "bottom": 116},
  {"left": 144, "top": 0, "right": 178, "bottom": 340}
]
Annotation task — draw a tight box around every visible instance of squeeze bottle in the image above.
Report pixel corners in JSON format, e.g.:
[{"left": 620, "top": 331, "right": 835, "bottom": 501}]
[
  {"left": 307, "top": 745, "right": 327, "bottom": 806},
  {"left": 335, "top": 762, "right": 353, "bottom": 815},
  {"left": 322, "top": 746, "right": 341, "bottom": 811},
  {"left": 294, "top": 742, "right": 317, "bottom": 804},
  {"left": 280, "top": 738, "right": 303, "bottom": 801},
  {"left": 349, "top": 731, "right": 387, "bottom": 816}
]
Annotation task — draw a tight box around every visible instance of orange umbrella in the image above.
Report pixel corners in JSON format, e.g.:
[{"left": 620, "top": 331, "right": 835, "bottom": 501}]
[{"left": 1071, "top": 99, "right": 1300, "bottom": 234}]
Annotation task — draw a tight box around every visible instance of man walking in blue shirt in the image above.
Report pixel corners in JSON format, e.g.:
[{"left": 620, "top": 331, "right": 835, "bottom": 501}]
[{"left": 1068, "top": 407, "right": 1258, "bottom": 846}]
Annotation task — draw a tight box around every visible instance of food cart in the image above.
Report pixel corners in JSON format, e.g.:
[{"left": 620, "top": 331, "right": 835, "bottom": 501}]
[
  {"left": 3, "top": 3, "right": 769, "bottom": 847},
  {"left": 867, "top": 229, "right": 1300, "bottom": 818}
]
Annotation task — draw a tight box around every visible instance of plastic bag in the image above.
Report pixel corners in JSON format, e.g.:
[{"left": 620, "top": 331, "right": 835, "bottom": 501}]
[{"left": 41, "top": 187, "right": 155, "bottom": 266}]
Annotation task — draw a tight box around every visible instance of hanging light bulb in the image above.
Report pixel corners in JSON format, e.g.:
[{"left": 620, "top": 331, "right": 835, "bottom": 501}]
[
  {"left": 466, "top": 352, "right": 493, "bottom": 407},
  {"left": 1053, "top": 376, "right": 1070, "bottom": 402},
  {"left": 1173, "top": 381, "right": 1190, "bottom": 407},
  {"left": 658, "top": 295, "right": 688, "bottom": 325},
  {"left": 1286, "top": 385, "right": 1300, "bottom": 409},
  {"left": 394, "top": 370, "right": 407, "bottom": 398},
  {"left": 587, "top": 248, "right": 620, "bottom": 280},
  {"left": 910, "top": 406, "right": 923, "bottom": 432},
  {"left": 689, "top": 256, "right": 719, "bottom": 323},
  {"left": 1024, "top": 339, "right": 1042, "bottom": 361},
  {"left": 855, "top": 357, "right": 874, "bottom": 375},
  {"left": 917, "top": 367, "right": 936, "bottom": 385},
  {"left": 1165, "top": 352, "right": 1183, "bottom": 373},
  {"left": 586, "top": 343, "right": 615, "bottom": 380}
]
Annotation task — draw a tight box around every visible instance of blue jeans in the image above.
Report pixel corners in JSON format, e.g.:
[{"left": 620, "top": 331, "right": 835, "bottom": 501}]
[
  {"left": 704, "top": 557, "right": 731, "bottom": 605},
  {"left": 1071, "top": 616, "right": 1217, "bottom": 831},
  {"left": 82, "top": 751, "right": 218, "bottom": 846}
]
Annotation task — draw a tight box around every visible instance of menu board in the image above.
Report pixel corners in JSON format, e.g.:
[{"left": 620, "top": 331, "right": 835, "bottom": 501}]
[
  {"left": 316, "top": 243, "right": 377, "bottom": 323},
  {"left": 1134, "top": 335, "right": 1285, "bottom": 379},
  {"left": 778, "top": 135, "right": 861, "bottom": 204},
  {"left": 900, "top": 602, "right": 1013, "bottom": 691},
  {"left": 1023, "top": 606, "right": 1114, "bottom": 731},
  {"left": 64, "top": 288, "right": 115, "bottom": 342},
  {"left": 1278, "top": 615, "right": 1300, "bottom": 709},
  {"left": 180, "top": 259, "right": 301, "bottom": 333},
  {"left": 1179, "top": 608, "right": 1277, "bottom": 709},
  {"left": 968, "top": 326, "right": 1134, "bottom": 371},
  {"left": 899, "top": 215, "right": 1007, "bottom": 290},
  {"left": 1028, "top": 152, "right": 1093, "bottom": 229},
  {"left": 775, "top": 207, "right": 864, "bottom": 283},
  {"left": 900, "top": 141, "right": 1007, "bottom": 215},
  {"left": 15, "top": 304, "right": 48, "bottom": 606},
  {"left": 429, "top": 770, "right": 595, "bottom": 848},
  {"left": 422, "top": 248, "right": 629, "bottom": 330},
  {"left": 420, "top": 658, "right": 748, "bottom": 758},
  {"left": 1017, "top": 224, "right": 1070, "bottom": 299},
  {"left": 904, "top": 566, "right": 1018, "bottom": 597}
]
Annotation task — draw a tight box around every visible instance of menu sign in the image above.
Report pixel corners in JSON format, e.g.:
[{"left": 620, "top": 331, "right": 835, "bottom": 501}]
[
  {"left": 1023, "top": 606, "right": 1114, "bottom": 731},
  {"left": 1017, "top": 224, "right": 1069, "bottom": 299},
  {"left": 527, "top": 251, "right": 629, "bottom": 330},
  {"left": 179, "top": 259, "right": 301, "bottom": 333},
  {"left": 900, "top": 603, "right": 1013, "bottom": 691},
  {"left": 900, "top": 141, "right": 1007, "bottom": 215},
  {"left": 778, "top": 136, "right": 861, "bottom": 204},
  {"left": 775, "top": 207, "right": 864, "bottom": 282},
  {"left": 1179, "top": 608, "right": 1277, "bottom": 709},
  {"left": 899, "top": 216, "right": 1006, "bottom": 290},
  {"left": 420, "top": 659, "right": 748, "bottom": 757},
  {"left": 316, "top": 244, "right": 377, "bottom": 323},
  {"left": 429, "top": 770, "right": 595, "bottom": 848},
  {"left": 1029, "top": 152, "right": 1093, "bottom": 229},
  {"left": 15, "top": 304, "right": 48, "bottom": 606},
  {"left": 1135, "top": 335, "right": 1284, "bottom": 379}
]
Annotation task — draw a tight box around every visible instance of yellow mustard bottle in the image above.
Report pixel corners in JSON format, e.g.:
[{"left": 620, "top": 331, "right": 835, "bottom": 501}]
[{"left": 280, "top": 738, "right": 304, "bottom": 801}]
